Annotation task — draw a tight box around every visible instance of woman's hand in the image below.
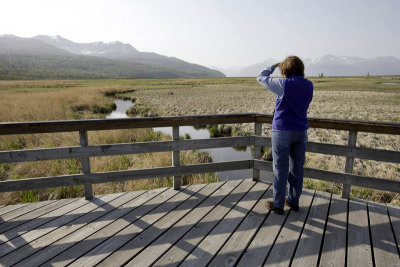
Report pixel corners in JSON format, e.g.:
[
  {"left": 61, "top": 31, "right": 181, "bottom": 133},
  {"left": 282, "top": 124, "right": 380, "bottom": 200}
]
[{"left": 273, "top": 63, "right": 280, "bottom": 68}]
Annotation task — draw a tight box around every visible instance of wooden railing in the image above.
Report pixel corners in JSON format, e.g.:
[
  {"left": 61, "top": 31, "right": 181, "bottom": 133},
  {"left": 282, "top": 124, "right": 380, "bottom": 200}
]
[{"left": 0, "top": 113, "right": 399, "bottom": 200}]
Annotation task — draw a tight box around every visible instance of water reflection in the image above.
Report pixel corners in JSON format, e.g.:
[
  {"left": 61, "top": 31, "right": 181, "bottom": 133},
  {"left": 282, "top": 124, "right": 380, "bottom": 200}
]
[{"left": 107, "top": 100, "right": 273, "bottom": 181}]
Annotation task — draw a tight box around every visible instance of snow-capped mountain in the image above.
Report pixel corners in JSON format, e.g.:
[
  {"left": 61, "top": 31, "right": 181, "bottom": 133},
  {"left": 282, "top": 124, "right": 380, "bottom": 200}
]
[
  {"left": 34, "top": 35, "right": 139, "bottom": 58},
  {"left": 221, "top": 55, "right": 400, "bottom": 77},
  {"left": 0, "top": 34, "right": 225, "bottom": 79}
]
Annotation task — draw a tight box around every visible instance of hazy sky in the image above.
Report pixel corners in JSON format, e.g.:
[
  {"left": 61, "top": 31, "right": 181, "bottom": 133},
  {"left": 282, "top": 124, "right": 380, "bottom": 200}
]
[{"left": 1, "top": 0, "right": 399, "bottom": 68}]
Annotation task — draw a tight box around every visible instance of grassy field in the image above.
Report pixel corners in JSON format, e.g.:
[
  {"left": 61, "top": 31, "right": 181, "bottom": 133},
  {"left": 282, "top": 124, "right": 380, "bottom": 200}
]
[{"left": 0, "top": 76, "right": 399, "bottom": 205}]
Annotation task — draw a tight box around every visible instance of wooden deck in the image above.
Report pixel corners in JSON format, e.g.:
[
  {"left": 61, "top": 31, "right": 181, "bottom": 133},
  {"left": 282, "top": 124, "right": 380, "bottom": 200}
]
[{"left": 0, "top": 179, "right": 399, "bottom": 266}]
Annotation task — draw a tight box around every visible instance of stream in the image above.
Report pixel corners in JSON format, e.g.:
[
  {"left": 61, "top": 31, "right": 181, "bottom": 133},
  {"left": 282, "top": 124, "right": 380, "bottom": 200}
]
[{"left": 107, "top": 100, "right": 273, "bottom": 181}]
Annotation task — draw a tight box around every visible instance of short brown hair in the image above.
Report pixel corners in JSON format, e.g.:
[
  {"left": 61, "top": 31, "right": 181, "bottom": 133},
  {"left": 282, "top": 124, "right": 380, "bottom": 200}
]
[{"left": 279, "top": 56, "right": 305, "bottom": 78}]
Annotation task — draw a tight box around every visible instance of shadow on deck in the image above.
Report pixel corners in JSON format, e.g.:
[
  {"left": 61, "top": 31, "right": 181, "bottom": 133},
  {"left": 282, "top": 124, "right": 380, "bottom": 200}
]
[{"left": 0, "top": 179, "right": 399, "bottom": 266}]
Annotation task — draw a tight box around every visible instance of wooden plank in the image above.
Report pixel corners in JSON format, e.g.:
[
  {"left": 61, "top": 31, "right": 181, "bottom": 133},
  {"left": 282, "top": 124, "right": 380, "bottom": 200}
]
[
  {"left": 262, "top": 189, "right": 315, "bottom": 267},
  {"left": 388, "top": 205, "right": 400, "bottom": 257},
  {"left": 0, "top": 194, "right": 115, "bottom": 258},
  {"left": 0, "top": 198, "right": 82, "bottom": 244},
  {"left": 0, "top": 160, "right": 253, "bottom": 193},
  {"left": 347, "top": 198, "right": 373, "bottom": 267},
  {"left": 101, "top": 182, "right": 224, "bottom": 267},
  {"left": 172, "top": 126, "right": 181, "bottom": 189},
  {"left": 254, "top": 159, "right": 400, "bottom": 194},
  {"left": 123, "top": 180, "right": 241, "bottom": 267},
  {"left": 255, "top": 113, "right": 400, "bottom": 135},
  {"left": 291, "top": 191, "right": 331, "bottom": 267},
  {"left": 0, "top": 200, "right": 58, "bottom": 226},
  {"left": 255, "top": 136, "right": 400, "bottom": 164},
  {"left": 253, "top": 122, "right": 262, "bottom": 181},
  {"left": 153, "top": 179, "right": 255, "bottom": 267},
  {"left": 0, "top": 113, "right": 257, "bottom": 135},
  {"left": 237, "top": 202, "right": 290, "bottom": 266},
  {"left": 342, "top": 131, "right": 357, "bottom": 198},
  {"left": 0, "top": 136, "right": 253, "bottom": 164},
  {"left": 32, "top": 189, "right": 162, "bottom": 266},
  {"left": 208, "top": 181, "right": 272, "bottom": 267},
  {"left": 180, "top": 181, "right": 268, "bottom": 266},
  {"left": 64, "top": 185, "right": 200, "bottom": 266},
  {"left": 0, "top": 198, "right": 75, "bottom": 235},
  {"left": 319, "top": 194, "right": 348, "bottom": 267},
  {"left": 79, "top": 130, "right": 93, "bottom": 200},
  {"left": 67, "top": 185, "right": 194, "bottom": 266},
  {"left": 2, "top": 113, "right": 399, "bottom": 135},
  {"left": 0, "top": 192, "right": 128, "bottom": 266},
  {"left": 0, "top": 203, "right": 29, "bottom": 217},
  {"left": 368, "top": 201, "right": 400, "bottom": 267},
  {"left": 307, "top": 141, "right": 400, "bottom": 163},
  {"left": 32, "top": 187, "right": 171, "bottom": 266},
  {"left": 13, "top": 188, "right": 175, "bottom": 267}
]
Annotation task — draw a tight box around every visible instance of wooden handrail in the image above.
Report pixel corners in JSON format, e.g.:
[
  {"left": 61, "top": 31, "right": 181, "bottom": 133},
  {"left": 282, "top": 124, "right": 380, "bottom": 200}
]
[
  {"left": 0, "top": 113, "right": 399, "bottom": 135},
  {"left": 0, "top": 113, "right": 399, "bottom": 198}
]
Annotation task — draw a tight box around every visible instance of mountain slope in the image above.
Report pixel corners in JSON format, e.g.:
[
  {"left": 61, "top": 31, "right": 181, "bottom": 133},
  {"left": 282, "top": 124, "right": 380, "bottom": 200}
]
[
  {"left": 34, "top": 35, "right": 223, "bottom": 77},
  {"left": 0, "top": 35, "right": 224, "bottom": 79}
]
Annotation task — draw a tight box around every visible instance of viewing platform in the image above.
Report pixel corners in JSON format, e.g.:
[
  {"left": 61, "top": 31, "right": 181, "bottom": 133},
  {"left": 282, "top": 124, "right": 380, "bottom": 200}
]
[
  {"left": 0, "top": 179, "right": 399, "bottom": 266},
  {"left": 0, "top": 113, "right": 399, "bottom": 266}
]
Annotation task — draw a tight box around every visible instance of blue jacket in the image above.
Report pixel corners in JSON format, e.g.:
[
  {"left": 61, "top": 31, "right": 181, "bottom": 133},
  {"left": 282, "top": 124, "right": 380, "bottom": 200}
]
[{"left": 257, "top": 65, "right": 313, "bottom": 131}]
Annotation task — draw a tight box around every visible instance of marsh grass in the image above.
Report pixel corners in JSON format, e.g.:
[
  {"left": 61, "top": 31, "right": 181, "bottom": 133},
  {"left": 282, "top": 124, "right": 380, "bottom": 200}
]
[
  {"left": 0, "top": 80, "right": 216, "bottom": 205},
  {"left": 0, "top": 76, "right": 399, "bottom": 205},
  {"left": 120, "top": 76, "right": 399, "bottom": 205}
]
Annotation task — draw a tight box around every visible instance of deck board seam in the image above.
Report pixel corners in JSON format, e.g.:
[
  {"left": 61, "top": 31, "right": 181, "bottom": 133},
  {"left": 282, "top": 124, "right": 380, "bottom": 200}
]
[
  {"left": 0, "top": 198, "right": 79, "bottom": 236},
  {"left": 0, "top": 203, "right": 29, "bottom": 217},
  {"left": 227, "top": 184, "right": 275, "bottom": 266},
  {"left": 288, "top": 190, "right": 316, "bottom": 266},
  {"left": 44, "top": 188, "right": 170, "bottom": 266},
  {"left": 8, "top": 191, "right": 133, "bottom": 265},
  {"left": 0, "top": 200, "right": 60, "bottom": 228},
  {"left": 206, "top": 182, "right": 271, "bottom": 265},
  {"left": 236, "top": 210, "right": 272, "bottom": 265},
  {"left": 120, "top": 182, "right": 228, "bottom": 265},
  {"left": 0, "top": 194, "right": 113, "bottom": 258},
  {"left": 345, "top": 197, "right": 349, "bottom": 267},
  {"left": 39, "top": 189, "right": 153, "bottom": 266},
  {"left": 366, "top": 202, "right": 377, "bottom": 267},
  {"left": 0, "top": 196, "right": 108, "bottom": 259},
  {"left": 178, "top": 180, "right": 256, "bottom": 265},
  {"left": 0, "top": 197, "right": 83, "bottom": 242},
  {"left": 261, "top": 208, "right": 292, "bottom": 266},
  {"left": 387, "top": 206, "right": 400, "bottom": 258},
  {"left": 148, "top": 180, "right": 244, "bottom": 266},
  {"left": 94, "top": 184, "right": 206, "bottom": 266},
  {"left": 316, "top": 193, "right": 333, "bottom": 266}
]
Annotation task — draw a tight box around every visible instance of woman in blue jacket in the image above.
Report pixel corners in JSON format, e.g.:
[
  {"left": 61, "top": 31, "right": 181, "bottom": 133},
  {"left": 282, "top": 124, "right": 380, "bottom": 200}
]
[{"left": 257, "top": 56, "right": 313, "bottom": 214}]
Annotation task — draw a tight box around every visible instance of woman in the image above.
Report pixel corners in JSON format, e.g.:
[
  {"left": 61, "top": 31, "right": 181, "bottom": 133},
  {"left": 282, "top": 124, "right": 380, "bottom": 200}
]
[{"left": 257, "top": 56, "right": 313, "bottom": 214}]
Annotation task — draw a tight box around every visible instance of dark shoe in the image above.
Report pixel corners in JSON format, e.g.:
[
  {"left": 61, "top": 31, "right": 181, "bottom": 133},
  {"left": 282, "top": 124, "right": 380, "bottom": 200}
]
[
  {"left": 285, "top": 199, "right": 299, "bottom": 211},
  {"left": 266, "top": 200, "right": 284, "bottom": 215}
]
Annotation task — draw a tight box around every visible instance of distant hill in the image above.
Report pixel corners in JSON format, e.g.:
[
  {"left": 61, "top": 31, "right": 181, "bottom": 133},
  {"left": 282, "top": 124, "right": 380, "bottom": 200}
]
[
  {"left": 0, "top": 35, "right": 225, "bottom": 79},
  {"left": 220, "top": 55, "right": 400, "bottom": 77}
]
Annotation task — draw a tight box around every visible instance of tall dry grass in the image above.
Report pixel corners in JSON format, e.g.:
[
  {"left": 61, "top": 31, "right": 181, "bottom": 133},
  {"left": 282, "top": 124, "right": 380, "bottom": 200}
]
[{"left": 0, "top": 80, "right": 216, "bottom": 205}]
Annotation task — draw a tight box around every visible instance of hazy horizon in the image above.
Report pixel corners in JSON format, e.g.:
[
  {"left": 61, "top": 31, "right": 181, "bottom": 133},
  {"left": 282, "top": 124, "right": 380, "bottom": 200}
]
[{"left": 1, "top": 0, "right": 399, "bottom": 69}]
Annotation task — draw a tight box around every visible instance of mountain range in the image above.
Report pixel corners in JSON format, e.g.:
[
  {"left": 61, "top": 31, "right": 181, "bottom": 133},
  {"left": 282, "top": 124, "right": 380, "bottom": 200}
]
[
  {"left": 0, "top": 34, "right": 224, "bottom": 79},
  {"left": 218, "top": 55, "right": 400, "bottom": 77}
]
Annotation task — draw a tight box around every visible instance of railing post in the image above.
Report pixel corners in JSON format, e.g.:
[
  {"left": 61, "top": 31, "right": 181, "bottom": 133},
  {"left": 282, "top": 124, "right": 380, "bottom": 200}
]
[
  {"left": 79, "top": 130, "right": 93, "bottom": 200},
  {"left": 253, "top": 122, "right": 262, "bottom": 181},
  {"left": 342, "top": 131, "right": 357, "bottom": 198},
  {"left": 172, "top": 126, "right": 181, "bottom": 190}
]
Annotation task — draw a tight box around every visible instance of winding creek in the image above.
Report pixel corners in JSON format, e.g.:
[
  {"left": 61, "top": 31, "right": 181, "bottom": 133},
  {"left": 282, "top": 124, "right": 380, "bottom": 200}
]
[{"left": 107, "top": 100, "right": 273, "bottom": 181}]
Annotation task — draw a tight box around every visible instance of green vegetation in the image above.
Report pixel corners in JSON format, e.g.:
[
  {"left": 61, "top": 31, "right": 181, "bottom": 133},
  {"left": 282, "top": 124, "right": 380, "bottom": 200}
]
[{"left": 0, "top": 53, "right": 224, "bottom": 80}]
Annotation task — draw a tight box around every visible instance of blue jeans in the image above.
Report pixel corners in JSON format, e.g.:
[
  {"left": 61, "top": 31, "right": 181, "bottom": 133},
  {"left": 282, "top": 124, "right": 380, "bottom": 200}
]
[{"left": 272, "top": 130, "right": 308, "bottom": 209}]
